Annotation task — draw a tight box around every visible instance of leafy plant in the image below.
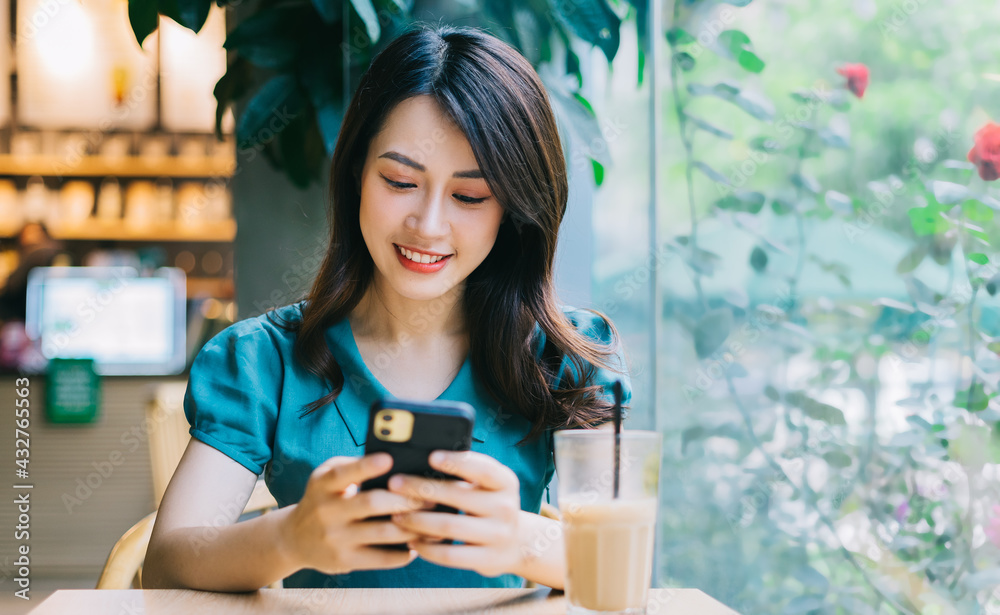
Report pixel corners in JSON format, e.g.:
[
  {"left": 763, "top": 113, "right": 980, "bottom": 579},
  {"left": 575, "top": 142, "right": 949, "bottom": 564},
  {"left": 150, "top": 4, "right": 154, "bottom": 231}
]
[
  {"left": 657, "top": 1, "right": 1000, "bottom": 613},
  {"left": 127, "top": 0, "right": 636, "bottom": 188}
]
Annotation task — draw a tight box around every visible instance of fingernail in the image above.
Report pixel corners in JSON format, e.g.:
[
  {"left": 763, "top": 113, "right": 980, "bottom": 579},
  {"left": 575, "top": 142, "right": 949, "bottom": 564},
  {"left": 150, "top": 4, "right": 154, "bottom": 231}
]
[
  {"left": 389, "top": 475, "right": 404, "bottom": 490},
  {"left": 429, "top": 451, "right": 444, "bottom": 465}
]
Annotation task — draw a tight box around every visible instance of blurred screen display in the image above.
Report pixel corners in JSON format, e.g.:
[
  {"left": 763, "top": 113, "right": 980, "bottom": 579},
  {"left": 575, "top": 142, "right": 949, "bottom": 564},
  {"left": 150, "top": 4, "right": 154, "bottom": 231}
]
[{"left": 25, "top": 267, "right": 186, "bottom": 374}]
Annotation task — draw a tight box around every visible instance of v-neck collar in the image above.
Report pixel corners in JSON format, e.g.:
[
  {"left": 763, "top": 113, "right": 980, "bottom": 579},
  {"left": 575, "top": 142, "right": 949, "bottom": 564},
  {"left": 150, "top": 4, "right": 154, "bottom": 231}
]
[{"left": 325, "top": 318, "right": 487, "bottom": 447}]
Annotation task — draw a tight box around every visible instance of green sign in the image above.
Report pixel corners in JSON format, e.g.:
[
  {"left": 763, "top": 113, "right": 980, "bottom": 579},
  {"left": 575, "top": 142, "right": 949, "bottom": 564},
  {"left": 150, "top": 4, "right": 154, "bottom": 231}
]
[{"left": 46, "top": 359, "right": 101, "bottom": 424}]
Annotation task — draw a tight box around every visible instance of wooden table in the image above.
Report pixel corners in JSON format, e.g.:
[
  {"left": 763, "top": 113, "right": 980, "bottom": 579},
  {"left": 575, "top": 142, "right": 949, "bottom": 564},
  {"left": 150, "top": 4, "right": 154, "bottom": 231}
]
[{"left": 29, "top": 587, "right": 739, "bottom": 614}]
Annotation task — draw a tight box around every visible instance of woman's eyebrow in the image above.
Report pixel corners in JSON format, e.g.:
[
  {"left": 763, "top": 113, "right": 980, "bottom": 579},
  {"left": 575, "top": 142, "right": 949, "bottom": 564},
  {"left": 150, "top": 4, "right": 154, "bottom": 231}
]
[{"left": 378, "top": 150, "right": 483, "bottom": 179}]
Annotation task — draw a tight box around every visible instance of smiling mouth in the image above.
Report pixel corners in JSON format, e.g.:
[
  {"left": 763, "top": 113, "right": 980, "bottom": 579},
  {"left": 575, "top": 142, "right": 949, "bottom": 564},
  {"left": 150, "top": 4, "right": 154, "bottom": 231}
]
[{"left": 395, "top": 244, "right": 452, "bottom": 264}]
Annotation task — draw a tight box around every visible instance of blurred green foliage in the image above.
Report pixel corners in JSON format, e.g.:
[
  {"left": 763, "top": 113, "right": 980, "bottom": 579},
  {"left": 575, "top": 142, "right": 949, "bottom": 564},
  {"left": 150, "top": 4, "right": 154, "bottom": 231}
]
[{"left": 630, "top": 1, "right": 1000, "bottom": 613}]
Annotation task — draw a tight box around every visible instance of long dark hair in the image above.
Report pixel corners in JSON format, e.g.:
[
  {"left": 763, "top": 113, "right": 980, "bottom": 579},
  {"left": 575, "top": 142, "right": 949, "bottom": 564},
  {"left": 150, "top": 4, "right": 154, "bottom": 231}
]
[{"left": 285, "top": 24, "right": 625, "bottom": 443}]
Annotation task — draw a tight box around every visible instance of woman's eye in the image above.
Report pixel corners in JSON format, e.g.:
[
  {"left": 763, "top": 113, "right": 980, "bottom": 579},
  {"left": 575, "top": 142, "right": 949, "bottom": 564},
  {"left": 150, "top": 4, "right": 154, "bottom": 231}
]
[
  {"left": 381, "top": 175, "right": 415, "bottom": 189},
  {"left": 454, "top": 194, "right": 488, "bottom": 204}
]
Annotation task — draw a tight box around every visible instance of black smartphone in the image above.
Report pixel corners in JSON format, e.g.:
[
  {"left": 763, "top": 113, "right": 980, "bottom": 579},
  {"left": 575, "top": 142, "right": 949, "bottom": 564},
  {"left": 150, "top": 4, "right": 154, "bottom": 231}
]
[{"left": 360, "top": 398, "right": 476, "bottom": 550}]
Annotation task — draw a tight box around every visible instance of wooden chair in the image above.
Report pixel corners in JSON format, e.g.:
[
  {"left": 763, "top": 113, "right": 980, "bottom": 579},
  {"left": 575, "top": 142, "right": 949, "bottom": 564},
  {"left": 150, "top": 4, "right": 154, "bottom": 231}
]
[{"left": 96, "top": 480, "right": 280, "bottom": 589}]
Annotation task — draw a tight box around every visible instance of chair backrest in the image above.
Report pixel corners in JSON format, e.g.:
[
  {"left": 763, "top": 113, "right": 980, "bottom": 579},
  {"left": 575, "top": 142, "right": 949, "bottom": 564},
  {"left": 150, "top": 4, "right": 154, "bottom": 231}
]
[
  {"left": 96, "top": 480, "right": 280, "bottom": 589},
  {"left": 147, "top": 382, "right": 193, "bottom": 508}
]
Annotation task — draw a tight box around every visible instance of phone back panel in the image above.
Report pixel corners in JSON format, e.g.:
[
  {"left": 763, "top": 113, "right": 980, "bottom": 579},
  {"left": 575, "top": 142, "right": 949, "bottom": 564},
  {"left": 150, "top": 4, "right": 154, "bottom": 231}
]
[{"left": 360, "top": 399, "right": 475, "bottom": 491}]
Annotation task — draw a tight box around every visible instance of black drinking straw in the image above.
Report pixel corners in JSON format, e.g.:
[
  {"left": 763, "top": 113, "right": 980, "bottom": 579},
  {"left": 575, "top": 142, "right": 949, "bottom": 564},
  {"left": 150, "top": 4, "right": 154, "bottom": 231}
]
[{"left": 612, "top": 380, "right": 622, "bottom": 499}]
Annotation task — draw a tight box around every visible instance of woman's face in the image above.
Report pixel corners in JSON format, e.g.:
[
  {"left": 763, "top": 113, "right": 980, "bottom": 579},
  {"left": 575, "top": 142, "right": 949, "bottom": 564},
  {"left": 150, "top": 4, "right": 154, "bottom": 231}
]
[{"left": 358, "top": 95, "right": 505, "bottom": 303}]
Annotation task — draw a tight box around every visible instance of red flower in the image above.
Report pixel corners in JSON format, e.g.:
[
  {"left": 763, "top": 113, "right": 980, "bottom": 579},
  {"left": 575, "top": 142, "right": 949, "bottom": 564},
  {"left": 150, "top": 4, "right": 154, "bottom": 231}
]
[
  {"left": 967, "top": 122, "right": 1000, "bottom": 181},
  {"left": 836, "top": 63, "right": 869, "bottom": 99}
]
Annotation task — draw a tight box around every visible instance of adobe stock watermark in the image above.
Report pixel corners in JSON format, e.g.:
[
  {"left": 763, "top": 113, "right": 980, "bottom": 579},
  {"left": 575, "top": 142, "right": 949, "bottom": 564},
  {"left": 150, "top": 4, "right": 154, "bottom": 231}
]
[
  {"left": 725, "top": 421, "right": 848, "bottom": 531},
  {"left": 60, "top": 392, "right": 180, "bottom": 514},
  {"left": 715, "top": 80, "right": 834, "bottom": 198},
  {"left": 682, "top": 293, "right": 796, "bottom": 404},
  {"left": 879, "top": 0, "right": 933, "bottom": 39},
  {"left": 249, "top": 229, "right": 328, "bottom": 316}
]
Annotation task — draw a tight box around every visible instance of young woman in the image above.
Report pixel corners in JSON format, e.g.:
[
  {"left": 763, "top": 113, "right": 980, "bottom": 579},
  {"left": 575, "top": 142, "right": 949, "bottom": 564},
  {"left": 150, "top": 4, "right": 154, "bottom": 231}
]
[{"left": 143, "top": 24, "right": 630, "bottom": 591}]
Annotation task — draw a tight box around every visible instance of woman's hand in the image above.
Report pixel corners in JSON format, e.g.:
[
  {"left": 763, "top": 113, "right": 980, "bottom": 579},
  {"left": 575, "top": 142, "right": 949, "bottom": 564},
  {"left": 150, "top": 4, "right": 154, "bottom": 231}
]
[
  {"left": 279, "top": 453, "right": 430, "bottom": 576},
  {"left": 387, "top": 450, "right": 522, "bottom": 578}
]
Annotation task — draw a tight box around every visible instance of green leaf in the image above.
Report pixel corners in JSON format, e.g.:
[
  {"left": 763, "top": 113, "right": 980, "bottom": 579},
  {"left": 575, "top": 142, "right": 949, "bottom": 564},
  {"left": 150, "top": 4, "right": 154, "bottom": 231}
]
[
  {"left": 750, "top": 246, "right": 768, "bottom": 272},
  {"left": 236, "top": 75, "right": 305, "bottom": 150},
  {"left": 686, "top": 114, "right": 732, "bottom": 140},
  {"left": 128, "top": 0, "right": 159, "bottom": 47},
  {"left": 716, "top": 30, "right": 750, "bottom": 59},
  {"left": 686, "top": 82, "right": 774, "bottom": 122},
  {"left": 546, "top": 87, "right": 611, "bottom": 166},
  {"left": 764, "top": 385, "right": 780, "bottom": 401},
  {"left": 592, "top": 160, "right": 605, "bottom": 186},
  {"left": 907, "top": 206, "right": 950, "bottom": 236},
  {"left": 673, "top": 52, "right": 696, "bottom": 72},
  {"left": 818, "top": 127, "right": 850, "bottom": 149},
  {"left": 350, "top": 0, "right": 381, "bottom": 42},
  {"left": 954, "top": 381, "right": 989, "bottom": 412},
  {"left": 566, "top": 47, "right": 582, "bottom": 86},
  {"left": 310, "top": 0, "right": 337, "bottom": 23},
  {"left": 970, "top": 253, "right": 989, "bottom": 265},
  {"left": 823, "top": 451, "right": 852, "bottom": 468},
  {"left": 790, "top": 89, "right": 823, "bottom": 104},
  {"left": 896, "top": 245, "right": 927, "bottom": 274},
  {"left": 963, "top": 198, "right": 995, "bottom": 222},
  {"left": 314, "top": 103, "right": 343, "bottom": 155},
  {"left": 772, "top": 196, "right": 794, "bottom": 215},
  {"left": 224, "top": 7, "right": 302, "bottom": 70},
  {"left": 716, "top": 30, "right": 765, "bottom": 73},
  {"left": 746, "top": 137, "right": 780, "bottom": 153},
  {"left": 279, "top": 113, "right": 313, "bottom": 189},
  {"left": 687, "top": 81, "right": 741, "bottom": 98},
  {"left": 212, "top": 58, "right": 253, "bottom": 140},
  {"left": 666, "top": 27, "right": 696, "bottom": 46},
  {"left": 730, "top": 91, "right": 774, "bottom": 121},
  {"left": 932, "top": 180, "right": 970, "bottom": 205},
  {"left": 791, "top": 172, "right": 820, "bottom": 194},
  {"left": 715, "top": 191, "right": 765, "bottom": 213},
  {"left": 551, "top": 0, "right": 621, "bottom": 62},
  {"left": 987, "top": 275, "right": 1000, "bottom": 296},
  {"left": 694, "top": 308, "right": 734, "bottom": 359},
  {"left": 176, "top": 0, "right": 211, "bottom": 32},
  {"left": 693, "top": 161, "right": 730, "bottom": 186},
  {"left": 686, "top": 248, "right": 721, "bottom": 276},
  {"left": 737, "top": 50, "right": 765, "bottom": 73},
  {"left": 795, "top": 396, "right": 846, "bottom": 425}
]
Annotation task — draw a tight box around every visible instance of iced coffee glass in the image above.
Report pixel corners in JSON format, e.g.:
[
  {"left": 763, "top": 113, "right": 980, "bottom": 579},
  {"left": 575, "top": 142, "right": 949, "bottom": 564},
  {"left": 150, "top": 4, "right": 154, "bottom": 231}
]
[{"left": 555, "top": 430, "right": 662, "bottom": 615}]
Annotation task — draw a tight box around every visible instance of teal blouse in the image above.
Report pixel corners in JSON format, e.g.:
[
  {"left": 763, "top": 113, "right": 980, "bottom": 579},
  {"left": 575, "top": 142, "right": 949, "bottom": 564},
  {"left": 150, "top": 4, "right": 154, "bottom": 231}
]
[{"left": 183, "top": 301, "right": 630, "bottom": 589}]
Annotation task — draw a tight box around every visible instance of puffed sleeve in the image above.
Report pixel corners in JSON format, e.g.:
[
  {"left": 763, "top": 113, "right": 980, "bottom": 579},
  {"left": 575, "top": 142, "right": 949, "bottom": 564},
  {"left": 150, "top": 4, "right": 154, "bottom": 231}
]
[
  {"left": 545, "top": 307, "right": 632, "bottom": 420},
  {"left": 183, "top": 319, "right": 283, "bottom": 475}
]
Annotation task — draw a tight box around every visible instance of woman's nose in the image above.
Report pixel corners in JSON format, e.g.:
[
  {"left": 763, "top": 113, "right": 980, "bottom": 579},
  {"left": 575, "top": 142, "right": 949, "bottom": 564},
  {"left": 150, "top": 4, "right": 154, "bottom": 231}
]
[{"left": 405, "top": 192, "right": 448, "bottom": 237}]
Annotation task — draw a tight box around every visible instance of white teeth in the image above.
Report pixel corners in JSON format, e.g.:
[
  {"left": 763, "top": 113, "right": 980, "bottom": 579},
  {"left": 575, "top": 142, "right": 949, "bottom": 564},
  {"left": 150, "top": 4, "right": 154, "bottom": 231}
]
[{"left": 397, "top": 245, "right": 446, "bottom": 264}]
